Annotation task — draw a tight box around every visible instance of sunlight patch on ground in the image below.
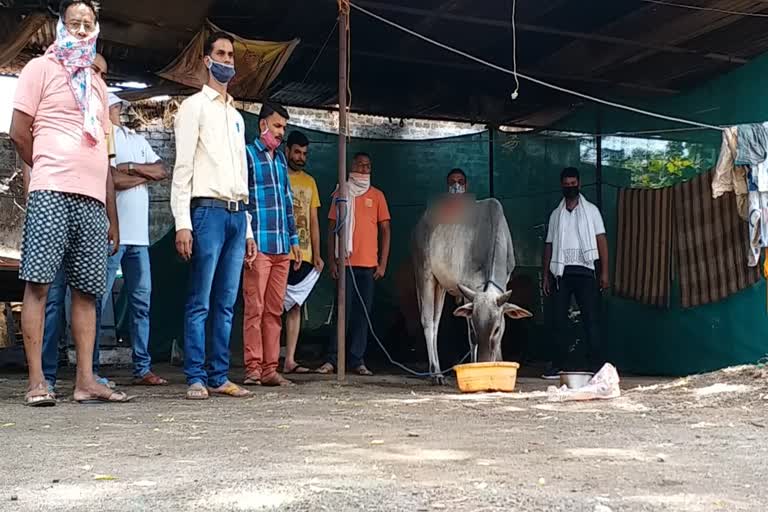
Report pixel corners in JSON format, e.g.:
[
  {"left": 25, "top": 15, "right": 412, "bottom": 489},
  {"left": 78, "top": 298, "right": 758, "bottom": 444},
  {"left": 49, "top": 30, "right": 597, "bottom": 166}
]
[
  {"left": 298, "top": 442, "right": 359, "bottom": 451},
  {"left": 694, "top": 384, "right": 753, "bottom": 397},
  {"left": 355, "top": 445, "right": 472, "bottom": 463},
  {"left": 38, "top": 484, "right": 101, "bottom": 504},
  {"left": 442, "top": 391, "right": 548, "bottom": 401},
  {"left": 196, "top": 490, "right": 294, "bottom": 510},
  {"left": 624, "top": 494, "right": 749, "bottom": 511},
  {"left": 372, "top": 398, "right": 433, "bottom": 405},
  {"left": 533, "top": 403, "right": 602, "bottom": 413},
  {"left": 662, "top": 378, "right": 691, "bottom": 390},
  {"left": 567, "top": 448, "right": 654, "bottom": 462},
  {"left": 441, "top": 393, "right": 500, "bottom": 401},
  {"left": 720, "top": 365, "right": 754, "bottom": 374}
]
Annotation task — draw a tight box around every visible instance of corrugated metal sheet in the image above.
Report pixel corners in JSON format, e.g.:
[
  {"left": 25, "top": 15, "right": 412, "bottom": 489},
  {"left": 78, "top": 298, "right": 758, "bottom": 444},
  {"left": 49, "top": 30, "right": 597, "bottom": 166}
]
[{"left": 3, "top": 0, "right": 768, "bottom": 124}]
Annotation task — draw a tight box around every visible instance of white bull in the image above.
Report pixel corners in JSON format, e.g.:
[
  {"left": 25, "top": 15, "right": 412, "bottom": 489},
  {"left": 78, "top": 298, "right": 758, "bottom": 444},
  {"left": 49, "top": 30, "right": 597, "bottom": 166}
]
[{"left": 412, "top": 197, "right": 532, "bottom": 384}]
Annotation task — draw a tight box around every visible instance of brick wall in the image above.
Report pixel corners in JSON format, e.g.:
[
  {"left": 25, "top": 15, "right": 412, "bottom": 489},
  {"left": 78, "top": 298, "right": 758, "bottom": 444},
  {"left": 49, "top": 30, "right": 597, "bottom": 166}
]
[
  {"left": 126, "top": 98, "right": 486, "bottom": 243},
  {"left": 0, "top": 99, "right": 486, "bottom": 249},
  {"left": 0, "top": 135, "right": 23, "bottom": 258},
  {"left": 236, "top": 102, "right": 485, "bottom": 140}
]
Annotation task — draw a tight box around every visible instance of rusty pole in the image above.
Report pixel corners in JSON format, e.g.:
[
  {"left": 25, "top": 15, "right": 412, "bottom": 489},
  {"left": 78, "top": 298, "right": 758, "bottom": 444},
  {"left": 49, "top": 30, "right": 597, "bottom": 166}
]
[{"left": 336, "top": 5, "right": 349, "bottom": 383}]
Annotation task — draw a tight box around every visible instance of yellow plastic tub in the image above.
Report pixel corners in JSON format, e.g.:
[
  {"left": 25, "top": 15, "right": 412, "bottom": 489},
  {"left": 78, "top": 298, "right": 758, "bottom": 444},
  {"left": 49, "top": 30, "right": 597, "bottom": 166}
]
[{"left": 454, "top": 362, "right": 520, "bottom": 393}]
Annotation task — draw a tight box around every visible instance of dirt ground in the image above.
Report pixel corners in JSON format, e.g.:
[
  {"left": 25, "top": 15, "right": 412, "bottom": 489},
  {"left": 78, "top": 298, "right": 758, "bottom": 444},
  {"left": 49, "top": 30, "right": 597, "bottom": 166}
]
[{"left": 0, "top": 364, "right": 767, "bottom": 512}]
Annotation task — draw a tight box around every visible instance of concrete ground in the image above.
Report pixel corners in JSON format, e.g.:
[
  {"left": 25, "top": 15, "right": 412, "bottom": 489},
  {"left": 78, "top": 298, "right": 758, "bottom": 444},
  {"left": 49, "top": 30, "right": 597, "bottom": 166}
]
[{"left": 1, "top": 364, "right": 767, "bottom": 512}]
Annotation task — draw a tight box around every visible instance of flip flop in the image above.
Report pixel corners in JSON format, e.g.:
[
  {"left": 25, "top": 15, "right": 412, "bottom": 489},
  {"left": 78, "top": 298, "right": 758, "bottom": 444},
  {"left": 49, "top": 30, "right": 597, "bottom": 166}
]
[
  {"left": 243, "top": 374, "right": 262, "bottom": 386},
  {"left": 315, "top": 363, "right": 335, "bottom": 375},
  {"left": 208, "top": 382, "right": 251, "bottom": 398},
  {"left": 283, "top": 365, "right": 311, "bottom": 374},
  {"left": 186, "top": 383, "right": 209, "bottom": 401},
  {"left": 355, "top": 366, "right": 374, "bottom": 376},
  {"left": 132, "top": 373, "right": 168, "bottom": 386},
  {"left": 95, "top": 376, "right": 117, "bottom": 389},
  {"left": 25, "top": 388, "right": 56, "bottom": 407},
  {"left": 75, "top": 390, "right": 134, "bottom": 404},
  {"left": 261, "top": 374, "right": 294, "bottom": 387}
]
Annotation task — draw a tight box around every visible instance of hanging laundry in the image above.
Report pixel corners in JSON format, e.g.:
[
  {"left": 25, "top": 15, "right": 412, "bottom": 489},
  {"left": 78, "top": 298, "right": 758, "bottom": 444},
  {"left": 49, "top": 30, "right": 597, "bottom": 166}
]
[
  {"left": 614, "top": 187, "right": 673, "bottom": 307},
  {"left": 675, "top": 171, "right": 760, "bottom": 308},
  {"left": 746, "top": 168, "right": 768, "bottom": 267},
  {"left": 712, "top": 126, "right": 749, "bottom": 219},
  {"left": 735, "top": 123, "right": 768, "bottom": 166}
]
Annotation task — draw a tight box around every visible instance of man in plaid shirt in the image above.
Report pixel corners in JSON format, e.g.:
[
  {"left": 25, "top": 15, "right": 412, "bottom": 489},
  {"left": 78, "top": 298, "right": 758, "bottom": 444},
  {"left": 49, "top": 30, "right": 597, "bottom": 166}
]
[{"left": 242, "top": 101, "right": 302, "bottom": 387}]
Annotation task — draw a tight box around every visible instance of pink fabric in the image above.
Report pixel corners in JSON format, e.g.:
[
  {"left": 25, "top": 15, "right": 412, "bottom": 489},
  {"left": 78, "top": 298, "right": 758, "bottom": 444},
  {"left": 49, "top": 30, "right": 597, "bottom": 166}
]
[
  {"left": 47, "top": 18, "right": 101, "bottom": 144},
  {"left": 13, "top": 53, "right": 110, "bottom": 203}
]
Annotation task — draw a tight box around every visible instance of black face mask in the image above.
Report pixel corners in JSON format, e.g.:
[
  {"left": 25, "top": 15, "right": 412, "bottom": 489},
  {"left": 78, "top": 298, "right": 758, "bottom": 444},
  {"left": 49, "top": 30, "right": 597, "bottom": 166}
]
[{"left": 562, "top": 186, "right": 579, "bottom": 200}]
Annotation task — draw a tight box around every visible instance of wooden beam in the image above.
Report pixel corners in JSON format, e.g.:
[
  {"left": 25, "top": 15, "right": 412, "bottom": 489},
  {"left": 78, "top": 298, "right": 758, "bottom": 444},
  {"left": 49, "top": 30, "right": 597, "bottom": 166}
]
[
  {"left": 534, "top": 0, "right": 761, "bottom": 81},
  {"left": 516, "top": 0, "right": 570, "bottom": 23},
  {"left": 355, "top": 1, "right": 747, "bottom": 65},
  {"left": 305, "top": 45, "right": 680, "bottom": 94},
  {"left": 612, "top": 0, "right": 768, "bottom": 69},
  {"left": 336, "top": 4, "right": 349, "bottom": 384},
  {"left": 398, "top": 0, "right": 471, "bottom": 53}
]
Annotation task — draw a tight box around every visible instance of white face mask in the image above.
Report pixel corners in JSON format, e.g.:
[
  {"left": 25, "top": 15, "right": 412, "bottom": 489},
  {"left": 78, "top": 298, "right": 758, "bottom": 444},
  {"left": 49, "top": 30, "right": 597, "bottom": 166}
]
[
  {"left": 349, "top": 172, "right": 370, "bottom": 185},
  {"left": 449, "top": 183, "right": 466, "bottom": 194}
]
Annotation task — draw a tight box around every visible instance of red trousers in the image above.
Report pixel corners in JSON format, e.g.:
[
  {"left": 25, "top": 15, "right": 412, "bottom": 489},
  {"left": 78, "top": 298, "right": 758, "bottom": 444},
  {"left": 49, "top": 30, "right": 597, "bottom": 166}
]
[{"left": 243, "top": 253, "right": 290, "bottom": 379}]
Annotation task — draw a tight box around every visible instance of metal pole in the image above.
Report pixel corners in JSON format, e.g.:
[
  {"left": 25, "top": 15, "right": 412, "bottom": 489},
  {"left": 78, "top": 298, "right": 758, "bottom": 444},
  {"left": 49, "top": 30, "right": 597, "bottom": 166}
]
[
  {"left": 336, "top": 5, "right": 349, "bottom": 383},
  {"left": 488, "top": 126, "right": 495, "bottom": 198},
  {"left": 595, "top": 112, "right": 603, "bottom": 209}
]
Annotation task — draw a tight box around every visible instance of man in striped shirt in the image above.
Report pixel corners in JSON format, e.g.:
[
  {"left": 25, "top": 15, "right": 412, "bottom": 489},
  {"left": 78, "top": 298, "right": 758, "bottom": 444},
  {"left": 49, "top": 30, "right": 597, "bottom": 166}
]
[{"left": 242, "top": 101, "right": 302, "bottom": 387}]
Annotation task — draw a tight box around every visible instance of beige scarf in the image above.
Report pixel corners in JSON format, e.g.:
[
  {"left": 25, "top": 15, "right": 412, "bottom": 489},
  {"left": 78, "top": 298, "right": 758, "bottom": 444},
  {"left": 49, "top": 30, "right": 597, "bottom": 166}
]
[{"left": 334, "top": 172, "right": 370, "bottom": 258}]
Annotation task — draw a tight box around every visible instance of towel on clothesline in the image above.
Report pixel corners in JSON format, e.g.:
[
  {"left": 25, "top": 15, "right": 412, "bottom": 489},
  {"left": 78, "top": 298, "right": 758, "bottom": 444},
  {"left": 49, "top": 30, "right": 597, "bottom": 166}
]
[
  {"left": 712, "top": 126, "right": 748, "bottom": 220},
  {"left": 614, "top": 187, "right": 673, "bottom": 307},
  {"left": 676, "top": 171, "right": 760, "bottom": 308},
  {"left": 549, "top": 194, "right": 599, "bottom": 278},
  {"left": 736, "top": 123, "right": 768, "bottom": 166}
]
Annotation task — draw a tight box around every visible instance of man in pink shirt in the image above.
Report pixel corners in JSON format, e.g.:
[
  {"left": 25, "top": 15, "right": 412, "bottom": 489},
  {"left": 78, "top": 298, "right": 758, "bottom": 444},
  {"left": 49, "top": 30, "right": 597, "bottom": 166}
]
[{"left": 10, "top": 0, "right": 129, "bottom": 406}]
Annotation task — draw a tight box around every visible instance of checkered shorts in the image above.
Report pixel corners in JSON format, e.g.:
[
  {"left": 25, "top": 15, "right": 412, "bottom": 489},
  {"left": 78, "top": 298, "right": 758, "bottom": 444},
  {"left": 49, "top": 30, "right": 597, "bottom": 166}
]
[{"left": 20, "top": 191, "right": 109, "bottom": 296}]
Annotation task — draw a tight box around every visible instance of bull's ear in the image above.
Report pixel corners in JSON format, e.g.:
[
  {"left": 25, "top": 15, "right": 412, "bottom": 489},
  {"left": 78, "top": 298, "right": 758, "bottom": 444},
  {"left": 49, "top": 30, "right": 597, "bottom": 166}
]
[
  {"left": 503, "top": 303, "right": 532, "bottom": 319},
  {"left": 453, "top": 303, "right": 474, "bottom": 318}
]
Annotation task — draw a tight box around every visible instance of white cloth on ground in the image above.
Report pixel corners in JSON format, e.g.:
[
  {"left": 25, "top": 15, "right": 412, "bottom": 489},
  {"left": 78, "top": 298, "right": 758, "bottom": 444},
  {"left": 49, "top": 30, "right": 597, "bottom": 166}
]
[
  {"left": 283, "top": 268, "right": 321, "bottom": 311},
  {"left": 546, "top": 363, "right": 621, "bottom": 402}
]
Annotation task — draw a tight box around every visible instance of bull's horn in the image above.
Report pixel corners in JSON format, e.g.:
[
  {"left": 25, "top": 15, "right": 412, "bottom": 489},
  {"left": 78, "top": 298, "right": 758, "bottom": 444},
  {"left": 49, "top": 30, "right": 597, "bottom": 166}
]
[
  {"left": 496, "top": 290, "right": 513, "bottom": 307},
  {"left": 457, "top": 284, "right": 476, "bottom": 300}
]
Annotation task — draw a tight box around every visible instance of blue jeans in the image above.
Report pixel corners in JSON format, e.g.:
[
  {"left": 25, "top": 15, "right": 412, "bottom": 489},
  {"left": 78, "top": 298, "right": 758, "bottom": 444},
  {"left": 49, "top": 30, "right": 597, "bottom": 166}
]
[
  {"left": 98, "top": 245, "right": 152, "bottom": 378},
  {"left": 183, "top": 207, "right": 247, "bottom": 388},
  {"left": 42, "top": 267, "right": 102, "bottom": 387},
  {"left": 327, "top": 267, "right": 375, "bottom": 369}
]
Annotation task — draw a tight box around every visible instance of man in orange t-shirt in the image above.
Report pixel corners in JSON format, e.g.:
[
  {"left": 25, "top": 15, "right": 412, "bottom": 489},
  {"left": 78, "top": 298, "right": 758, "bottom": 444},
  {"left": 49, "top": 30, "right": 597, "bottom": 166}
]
[{"left": 317, "top": 152, "right": 391, "bottom": 376}]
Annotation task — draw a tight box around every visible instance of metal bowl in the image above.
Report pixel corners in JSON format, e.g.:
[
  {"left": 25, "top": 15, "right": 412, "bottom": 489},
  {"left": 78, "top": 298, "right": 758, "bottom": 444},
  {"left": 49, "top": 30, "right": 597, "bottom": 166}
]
[{"left": 559, "top": 371, "right": 594, "bottom": 389}]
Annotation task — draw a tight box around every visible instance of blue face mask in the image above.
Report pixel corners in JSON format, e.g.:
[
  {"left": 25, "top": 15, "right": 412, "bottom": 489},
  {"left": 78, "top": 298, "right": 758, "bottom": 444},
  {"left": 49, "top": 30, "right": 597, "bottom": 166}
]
[{"left": 207, "top": 59, "right": 236, "bottom": 84}]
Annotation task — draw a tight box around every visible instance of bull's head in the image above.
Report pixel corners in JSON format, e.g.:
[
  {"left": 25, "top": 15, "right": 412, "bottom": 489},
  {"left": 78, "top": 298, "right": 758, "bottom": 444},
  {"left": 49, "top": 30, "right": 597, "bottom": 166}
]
[{"left": 453, "top": 284, "right": 533, "bottom": 362}]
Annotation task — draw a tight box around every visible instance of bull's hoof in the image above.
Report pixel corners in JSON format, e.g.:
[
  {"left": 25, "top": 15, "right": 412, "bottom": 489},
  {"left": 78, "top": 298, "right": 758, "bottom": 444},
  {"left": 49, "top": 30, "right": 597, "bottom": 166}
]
[{"left": 431, "top": 375, "right": 447, "bottom": 386}]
